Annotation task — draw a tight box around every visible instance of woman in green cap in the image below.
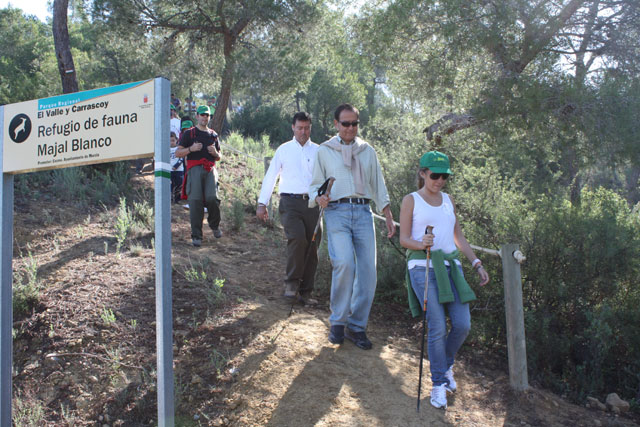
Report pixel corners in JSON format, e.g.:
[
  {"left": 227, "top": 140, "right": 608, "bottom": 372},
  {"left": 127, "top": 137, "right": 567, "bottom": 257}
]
[{"left": 399, "top": 150, "right": 489, "bottom": 409}]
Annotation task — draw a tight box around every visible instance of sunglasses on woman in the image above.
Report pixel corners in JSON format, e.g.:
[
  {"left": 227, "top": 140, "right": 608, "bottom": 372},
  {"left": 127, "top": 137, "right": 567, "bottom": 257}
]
[{"left": 429, "top": 173, "right": 449, "bottom": 180}]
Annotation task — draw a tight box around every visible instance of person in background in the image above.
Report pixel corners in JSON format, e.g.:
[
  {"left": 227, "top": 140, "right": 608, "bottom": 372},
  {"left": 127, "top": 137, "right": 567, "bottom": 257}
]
[
  {"left": 169, "top": 131, "right": 184, "bottom": 204},
  {"left": 171, "top": 93, "right": 181, "bottom": 111},
  {"left": 256, "top": 112, "right": 320, "bottom": 305},
  {"left": 399, "top": 150, "right": 489, "bottom": 409},
  {"left": 175, "top": 106, "right": 222, "bottom": 246},
  {"left": 170, "top": 104, "right": 181, "bottom": 137}
]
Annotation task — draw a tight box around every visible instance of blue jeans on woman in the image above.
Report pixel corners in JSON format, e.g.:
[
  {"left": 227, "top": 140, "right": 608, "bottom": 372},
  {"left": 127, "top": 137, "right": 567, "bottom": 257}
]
[
  {"left": 409, "top": 265, "right": 470, "bottom": 386},
  {"left": 324, "top": 203, "right": 376, "bottom": 332}
]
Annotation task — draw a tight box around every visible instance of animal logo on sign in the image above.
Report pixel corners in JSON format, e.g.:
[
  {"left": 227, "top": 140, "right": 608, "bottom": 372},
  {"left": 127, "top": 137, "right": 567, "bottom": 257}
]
[
  {"left": 8, "top": 114, "right": 32, "bottom": 143},
  {"left": 13, "top": 118, "right": 27, "bottom": 139}
]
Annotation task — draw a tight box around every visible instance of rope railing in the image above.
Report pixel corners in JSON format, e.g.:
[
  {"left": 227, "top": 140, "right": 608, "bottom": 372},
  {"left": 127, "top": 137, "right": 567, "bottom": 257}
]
[{"left": 219, "top": 142, "right": 263, "bottom": 161}]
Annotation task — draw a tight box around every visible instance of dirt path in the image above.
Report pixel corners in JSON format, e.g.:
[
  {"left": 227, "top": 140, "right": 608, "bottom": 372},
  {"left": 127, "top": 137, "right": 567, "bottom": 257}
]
[{"left": 10, "top": 169, "right": 639, "bottom": 426}]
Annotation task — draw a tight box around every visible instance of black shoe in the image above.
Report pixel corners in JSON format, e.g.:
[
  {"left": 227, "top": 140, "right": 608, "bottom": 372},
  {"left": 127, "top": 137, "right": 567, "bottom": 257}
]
[
  {"left": 345, "top": 328, "right": 372, "bottom": 350},
  {"left": 192, "top": 238, "right": 202, "bottom": 247},
  {"left": 328, "top": 325, "right": 344, "bottom": 344}
]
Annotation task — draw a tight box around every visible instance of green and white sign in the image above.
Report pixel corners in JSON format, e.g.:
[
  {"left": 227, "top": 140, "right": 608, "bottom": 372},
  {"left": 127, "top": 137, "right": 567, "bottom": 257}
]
[{"left": 3, "top": 79, "right": 155, "bottom": 174}]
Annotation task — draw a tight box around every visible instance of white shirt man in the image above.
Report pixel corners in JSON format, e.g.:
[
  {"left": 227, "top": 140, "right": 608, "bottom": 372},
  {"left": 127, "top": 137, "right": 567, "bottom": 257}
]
[{"left": 257, "top": 112, "right": 321, "bottom": 305}]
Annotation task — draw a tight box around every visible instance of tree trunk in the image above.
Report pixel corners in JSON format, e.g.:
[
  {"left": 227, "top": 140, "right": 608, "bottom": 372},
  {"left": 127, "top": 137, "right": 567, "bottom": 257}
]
[
  {"left": 211, "top": 33, "right": 237, "bottom": 133},
  {"left": 53, "top": 0, "right": 78, "bottom": 94}
]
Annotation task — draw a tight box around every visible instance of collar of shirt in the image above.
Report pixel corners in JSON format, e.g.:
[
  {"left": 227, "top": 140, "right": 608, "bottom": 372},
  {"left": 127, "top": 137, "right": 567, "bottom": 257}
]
[
  {"left": 294, "top": 137, "right": 310, "bottom": 146},
  {"left": 337, "top": 135, "right": 356, "bottom": 145}
]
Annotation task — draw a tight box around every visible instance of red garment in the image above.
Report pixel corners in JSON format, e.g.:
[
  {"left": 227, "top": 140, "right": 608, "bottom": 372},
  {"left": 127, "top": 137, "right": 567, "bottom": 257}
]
[{"left": 180, "top": 158, "right": 216, "bottom": 200}]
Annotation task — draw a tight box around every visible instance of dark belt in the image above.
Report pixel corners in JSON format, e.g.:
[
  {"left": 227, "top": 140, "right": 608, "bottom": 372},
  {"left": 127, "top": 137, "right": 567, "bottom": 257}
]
[
  {"left": 330, "top": 197, "right": 370, "bottom": 205},
  {"left": 280, "top": 193, "right": 309, "bottom": 200}
]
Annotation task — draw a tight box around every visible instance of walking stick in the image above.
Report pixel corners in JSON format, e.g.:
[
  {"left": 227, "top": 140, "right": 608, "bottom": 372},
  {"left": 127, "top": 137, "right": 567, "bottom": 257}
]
[
  {"left": 417, "top": 225, "right": 433, "bottom": 412},
  {"left": 288, "top": 177, "right": 335, "bottom": 317}
]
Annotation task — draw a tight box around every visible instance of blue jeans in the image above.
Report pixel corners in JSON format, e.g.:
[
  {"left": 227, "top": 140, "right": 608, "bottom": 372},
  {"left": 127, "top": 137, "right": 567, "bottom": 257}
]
[
  {"left": 409, "top": 265, "right": 470, "bottom": 386},
  {"left": 324, "top": 203, "right": 376, "bottom": 332}
]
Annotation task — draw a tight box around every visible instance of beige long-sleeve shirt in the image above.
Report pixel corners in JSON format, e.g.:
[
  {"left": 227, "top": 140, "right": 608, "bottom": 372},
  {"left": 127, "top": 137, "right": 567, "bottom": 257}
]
[{"left": 308, "top": 136, "right": 390, "bottom": 212}]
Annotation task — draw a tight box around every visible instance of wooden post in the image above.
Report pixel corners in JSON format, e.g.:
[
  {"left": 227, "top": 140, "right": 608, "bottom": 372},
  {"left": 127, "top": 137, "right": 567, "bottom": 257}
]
[
  {"left": 264, "top": 156, "right": 273, "bottom": 221},
  {"left": 501, "top": 243, "right": 529, "bottom": 391}
]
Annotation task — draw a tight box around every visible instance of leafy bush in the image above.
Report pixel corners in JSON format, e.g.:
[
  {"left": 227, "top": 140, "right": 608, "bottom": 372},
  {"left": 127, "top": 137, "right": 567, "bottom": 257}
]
[
  {"left": 453, "top": 174, "right": 640, "bottom": 402},
  {"left": 88, "top": 162, "right": 132, "bottom": 204},
  {"left": 520, "top": 188, "right": 640, "bottom": 400},
  {"left": 230, "top": 104, "right": 292, "bottom": 147},
  {"left": 28, "top": 162, "right": 133, "bottom": 207}
]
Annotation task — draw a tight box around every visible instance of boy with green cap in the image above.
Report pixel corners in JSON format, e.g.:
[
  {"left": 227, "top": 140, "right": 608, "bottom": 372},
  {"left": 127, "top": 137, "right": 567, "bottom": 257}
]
[{"left": 175, "top": 105, "right": 223, "bottom": 246}]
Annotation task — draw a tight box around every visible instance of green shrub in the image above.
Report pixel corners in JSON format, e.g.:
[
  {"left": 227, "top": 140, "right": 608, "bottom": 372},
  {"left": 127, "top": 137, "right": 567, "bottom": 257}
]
[
  {"left": 520, "top": 188, "right": 640, "bottom": 400},
  {"left": 226, "top": 199, "right": 245, "bottom": 231},
  {"left": 89, "top": 162, "right": 132, "bottom": 204},
  {"left": 205, "top": 278, "right": 226, "bottom": 308},
  {"left": 12, "top": 392, "right": 45, "bottom": 426},
  {"left": 13, "top": 252, "right": 41, "bottom": 316},
  {"left": 230, "top": 104, "right": 292, "bottom": 147},
  {"left": 115, "top": 197, "right": 133, "bottom": 253},
  {"left": 53, "top": 167, "right": 87, "bottom": 203}
]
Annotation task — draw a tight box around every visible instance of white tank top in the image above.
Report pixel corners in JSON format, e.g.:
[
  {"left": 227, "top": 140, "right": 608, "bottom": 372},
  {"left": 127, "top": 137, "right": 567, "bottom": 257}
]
[{"left": 408, "top": 191, "right": 459, "bottom": 269}]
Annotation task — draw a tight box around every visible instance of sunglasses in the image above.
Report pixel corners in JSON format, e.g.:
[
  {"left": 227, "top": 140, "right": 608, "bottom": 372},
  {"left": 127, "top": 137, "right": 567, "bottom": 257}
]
[
  {"left": 339, "top": 120, "right": 359, "bottom": 127},
  {"left": 199, "top": 113, "right": 210, "bottom": 117},
  {"left": 429, "top": 173, "right": 449, "bottom": 180}
]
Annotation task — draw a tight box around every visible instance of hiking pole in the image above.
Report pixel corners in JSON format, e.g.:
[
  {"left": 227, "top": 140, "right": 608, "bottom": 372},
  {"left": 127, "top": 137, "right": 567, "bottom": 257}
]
[
  {"left": 417, "top": 225, "right": 433, "bottom": 412},
  {"left": 288, "top": 177, "right": 335, "bottom": 317}
]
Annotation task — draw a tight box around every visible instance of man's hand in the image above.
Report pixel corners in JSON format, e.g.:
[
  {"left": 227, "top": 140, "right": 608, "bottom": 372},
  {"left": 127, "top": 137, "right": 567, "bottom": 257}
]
[
  {"left": 207, "top": 144, "right": 220, "bottom": 160},
  {"left": 256, "top": 204, "right": 269, "bottom": 222},
  {"left": 316, "top": 194, "right": 330, "bottom": 208},
  {"left": 191, "top": 142, "right": 203, "bottom": 152},
  {"left": 383, "top": 205, "right": 396, "bottom": 238}
]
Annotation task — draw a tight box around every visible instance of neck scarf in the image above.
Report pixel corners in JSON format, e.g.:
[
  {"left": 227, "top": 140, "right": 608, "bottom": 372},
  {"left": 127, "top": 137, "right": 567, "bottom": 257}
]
[{"left": 324, "top": 136, "right": 368, "bottom": 195}]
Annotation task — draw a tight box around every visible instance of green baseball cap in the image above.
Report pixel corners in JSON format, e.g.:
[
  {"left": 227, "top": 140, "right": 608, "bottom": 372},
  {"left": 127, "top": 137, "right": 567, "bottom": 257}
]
[
  {"left": 419, "top": 151, "right": 453, "bottom": 174},
  {"left": 197, "top": 105, "right": 211, "bottom": 115},
  {"left": 181, "top": 120, "right": 193, "bottom": 129}
]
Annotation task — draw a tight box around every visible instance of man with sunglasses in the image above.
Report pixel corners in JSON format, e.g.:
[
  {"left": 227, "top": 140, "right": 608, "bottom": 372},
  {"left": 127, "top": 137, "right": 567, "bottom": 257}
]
[
  {"left": 309, "top": 103, "right": 395, "bottom": 350},
  {"left": 176, "top": 105, "right": 223, "bottom": 247}
]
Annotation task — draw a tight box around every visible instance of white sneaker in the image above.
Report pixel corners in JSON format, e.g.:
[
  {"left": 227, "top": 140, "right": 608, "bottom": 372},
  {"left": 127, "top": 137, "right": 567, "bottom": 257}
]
[
  {"left": 430, "top": 384, "right": 448, "bottom": 409},
  {"left": 444, "top": 367, "right": 457, "bottom": 392},
  {"left": 183, "top": 204, "right": 190, "bottom": 210}
]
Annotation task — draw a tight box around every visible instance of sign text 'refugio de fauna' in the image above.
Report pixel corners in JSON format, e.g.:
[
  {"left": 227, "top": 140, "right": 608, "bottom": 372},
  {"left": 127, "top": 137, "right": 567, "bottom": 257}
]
[{"left": 3, "top": 80, "right": 155, "bottom": 174}]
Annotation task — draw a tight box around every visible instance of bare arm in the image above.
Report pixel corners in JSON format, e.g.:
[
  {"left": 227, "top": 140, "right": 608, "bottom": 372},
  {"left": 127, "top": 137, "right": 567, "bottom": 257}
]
[
  {"left": 175, "top": 145, "right": 192, "bottom": 158},
  {"left": 399, "top": 195, "right": 433, "bottom": 250}
]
